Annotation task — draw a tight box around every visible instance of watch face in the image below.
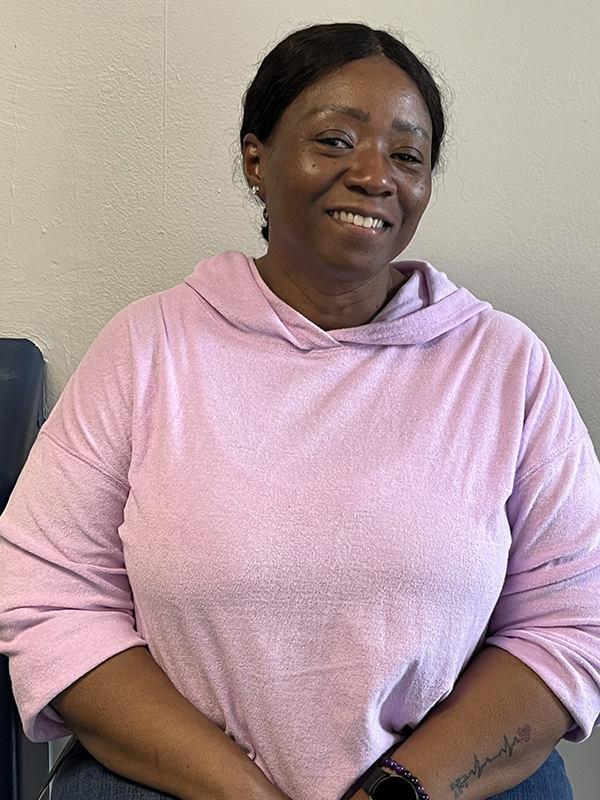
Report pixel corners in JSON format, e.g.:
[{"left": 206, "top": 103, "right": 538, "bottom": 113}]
[{"left": 370, "top": 774, "right": 418, "bottom": 800}]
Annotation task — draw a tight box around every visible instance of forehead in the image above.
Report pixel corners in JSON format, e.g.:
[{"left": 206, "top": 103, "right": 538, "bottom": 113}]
[{"left": 280, "top": 55, "right": 433, "bottom": 135}]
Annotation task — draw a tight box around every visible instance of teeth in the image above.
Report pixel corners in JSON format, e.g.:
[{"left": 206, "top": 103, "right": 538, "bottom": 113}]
[{"left": 331, "top": 211, "right": 385, "bottom": 229}]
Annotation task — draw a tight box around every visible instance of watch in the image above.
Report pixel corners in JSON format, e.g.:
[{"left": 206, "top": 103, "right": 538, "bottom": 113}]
[{"left": 361, "top": 767, "right": 420, "bottom": 800}]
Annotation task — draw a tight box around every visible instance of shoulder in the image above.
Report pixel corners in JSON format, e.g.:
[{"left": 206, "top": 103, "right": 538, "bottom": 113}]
[
  {"left": 103, "top": 283, "right": 192, "bottom": 343},
  {"left": 472, "top": 307, "right": 545, "bottom": 358},
  {"left": 450, "top": 303, "right": 562, "bottom": 403},
  {"left": 479, "top": 310, "right": 562, "bottom": 390},
  {"left": 104, "top": 250, "right": 253, "bottom": 351}
]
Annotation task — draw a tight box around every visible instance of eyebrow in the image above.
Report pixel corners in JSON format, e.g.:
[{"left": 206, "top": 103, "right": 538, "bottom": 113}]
[{"left": 304, "top": 105, "right": 430, "bottom": 140}]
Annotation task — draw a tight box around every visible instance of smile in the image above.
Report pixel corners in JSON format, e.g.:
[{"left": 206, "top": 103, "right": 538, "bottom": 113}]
[{"left": 328, "top": 210, "right": 388, "bottom": 230}]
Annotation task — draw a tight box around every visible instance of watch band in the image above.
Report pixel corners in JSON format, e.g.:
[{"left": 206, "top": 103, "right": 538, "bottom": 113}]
[
  {"left": 338, "top": 740, "right": 430, "bottom": 800},
  {"left": 361, "top": 766, "right": 420, "bottom": 800}
]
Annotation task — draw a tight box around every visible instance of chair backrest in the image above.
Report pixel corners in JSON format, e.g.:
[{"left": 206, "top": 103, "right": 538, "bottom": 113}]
[{"left": 0, "top": 338, "right": 49, "bottom": 800}]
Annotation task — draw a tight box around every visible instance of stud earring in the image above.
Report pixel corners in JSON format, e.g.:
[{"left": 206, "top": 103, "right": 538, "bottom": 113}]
[{"left": 251, "top": 185, "right": 260, "bottom": 196}]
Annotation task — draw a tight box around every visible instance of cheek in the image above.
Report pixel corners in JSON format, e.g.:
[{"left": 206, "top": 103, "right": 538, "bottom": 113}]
[
  {"left": 272, "top": 157, "right": 319, "bottom": 197},
  {"left": 409, "top": 178, "right": 432, "bottom": 214}
]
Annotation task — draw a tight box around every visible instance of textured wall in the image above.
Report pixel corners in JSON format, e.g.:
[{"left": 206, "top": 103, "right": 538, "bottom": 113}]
[
  {"left": 2, "top": 0, "right": 599, "bottom": 794},
  {"left": 2, "top": 0, "right": 599, "bottom": 429}
]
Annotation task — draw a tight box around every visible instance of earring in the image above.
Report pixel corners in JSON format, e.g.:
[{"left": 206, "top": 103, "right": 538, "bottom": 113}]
[{"left": 251, "top": 185, "right": 260, "bottom": 196}]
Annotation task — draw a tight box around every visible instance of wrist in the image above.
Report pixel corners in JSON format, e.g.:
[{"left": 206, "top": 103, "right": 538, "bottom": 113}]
[
  {"left": 352, "top": 755, "right": 432, "bottom": 800},
  {"left": 380, "top": 758, "right": 430, "bottom": 799},
  {"left": 387, "top": 743, "right": 439, "bottom": 799}
]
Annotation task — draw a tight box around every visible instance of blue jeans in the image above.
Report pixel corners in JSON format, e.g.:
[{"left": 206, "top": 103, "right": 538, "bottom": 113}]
[{"left": 51, "top": 740, "right": 573, "bottom": 799}]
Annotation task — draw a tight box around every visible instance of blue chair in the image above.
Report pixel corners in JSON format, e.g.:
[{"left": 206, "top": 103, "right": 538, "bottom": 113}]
[{"left": 0, "top": 338, "right": 49, "bottom": 800}]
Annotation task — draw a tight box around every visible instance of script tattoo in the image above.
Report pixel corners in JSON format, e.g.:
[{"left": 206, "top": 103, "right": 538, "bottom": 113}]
[{"left": 449, "top": 726, "right": 532, "bottom": 798}]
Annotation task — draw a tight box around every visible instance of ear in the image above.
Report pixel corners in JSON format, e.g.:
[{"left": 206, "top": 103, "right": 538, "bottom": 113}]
[{"left": 242, "top": 133, "right": 266, "bottom": 193}]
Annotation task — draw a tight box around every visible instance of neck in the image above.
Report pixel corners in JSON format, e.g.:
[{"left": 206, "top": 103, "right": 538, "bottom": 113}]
[{"left": 254, "top": 254, "right": 406, "bottom": 331}]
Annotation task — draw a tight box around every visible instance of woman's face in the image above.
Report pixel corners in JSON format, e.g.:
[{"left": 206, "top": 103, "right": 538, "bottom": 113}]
[{"left": 244, "top": 55, "right": 433, "bottom": 284}]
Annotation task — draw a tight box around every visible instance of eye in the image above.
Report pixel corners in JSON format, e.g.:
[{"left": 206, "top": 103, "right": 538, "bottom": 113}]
[
  {"left": 392, "top": 151, "right": 423, "bottom": 164},
  {"left": 317, "top": 136, "right": 352, "bottom": 149}
]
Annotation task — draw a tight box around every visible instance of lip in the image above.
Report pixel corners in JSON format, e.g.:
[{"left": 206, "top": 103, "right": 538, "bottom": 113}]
[{"left": 326, "top": 208, "right": 392, "bottom": 228}]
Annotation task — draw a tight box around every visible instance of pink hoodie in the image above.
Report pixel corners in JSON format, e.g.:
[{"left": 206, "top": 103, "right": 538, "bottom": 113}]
[{"left": 1, "top": 251, "right": 599, "bottom": 800}]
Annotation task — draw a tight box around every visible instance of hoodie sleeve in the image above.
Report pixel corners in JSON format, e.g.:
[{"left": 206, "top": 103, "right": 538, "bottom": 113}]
[
  {"left": 0, "top": 307, "right": 147, "bottom": 742},
  {"left": 485, "top": 340, "right": 600, "bottom": 741}
]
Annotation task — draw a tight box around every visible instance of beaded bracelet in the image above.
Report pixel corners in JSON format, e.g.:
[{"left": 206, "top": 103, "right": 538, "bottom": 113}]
[{"left": 380, "top": 757, "right": 431, "bottom": 800}]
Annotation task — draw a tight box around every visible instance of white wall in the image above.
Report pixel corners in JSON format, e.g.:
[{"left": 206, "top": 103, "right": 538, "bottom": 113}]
[{"left": 2, "top": 1, "right": 599, "bottom": 796}]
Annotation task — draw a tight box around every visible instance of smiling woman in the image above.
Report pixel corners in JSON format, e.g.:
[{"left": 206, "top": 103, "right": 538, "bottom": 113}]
[
  {"left": 1, "top": 20, "right": 599, "bottom": 800},
  {"left": 243, "top": 57, "right": 433, "bottom": 330}
]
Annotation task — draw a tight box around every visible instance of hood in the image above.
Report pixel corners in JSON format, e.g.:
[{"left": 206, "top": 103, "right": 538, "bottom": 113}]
[{"left": 184, "top": 251, "right": 491, "bottom": 351}]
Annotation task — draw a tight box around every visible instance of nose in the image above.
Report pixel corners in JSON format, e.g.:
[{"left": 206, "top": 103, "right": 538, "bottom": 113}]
[{"left": 344, "top": 144, "right": 396, "bottom": 196}]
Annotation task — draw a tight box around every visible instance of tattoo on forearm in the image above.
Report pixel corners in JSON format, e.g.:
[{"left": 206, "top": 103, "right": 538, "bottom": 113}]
[{"left": 449, "top": 725, "right": 532, "bottom": 798}]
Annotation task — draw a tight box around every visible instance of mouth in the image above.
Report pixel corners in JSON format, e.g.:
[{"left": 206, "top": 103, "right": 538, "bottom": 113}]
[{"left": 327, "top": 210, "right": 391, "bottom": 230}]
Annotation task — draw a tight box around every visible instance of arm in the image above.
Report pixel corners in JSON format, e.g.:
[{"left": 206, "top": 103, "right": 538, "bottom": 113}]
[
  {"left": 350, "top": 645, "right": 572, "bottom": 800},
  {"left": 51, "top": 646, "right": 289, "bottom": 800},
  {"left": 378, "top": 356, "right": 599, "bottom": 799},
  {"left": 0, "top": 309, "right": 285, "bottom": 799}
]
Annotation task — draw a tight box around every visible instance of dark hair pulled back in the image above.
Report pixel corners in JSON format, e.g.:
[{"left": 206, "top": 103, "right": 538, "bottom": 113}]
[{"left": 241, "top": 22, "right": 445, "bottom": 241}]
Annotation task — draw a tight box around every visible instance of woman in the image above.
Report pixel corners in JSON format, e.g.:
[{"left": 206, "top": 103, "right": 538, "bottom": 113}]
[{"left": 1, "top": 22, "right": 599, "bottom": 800}]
